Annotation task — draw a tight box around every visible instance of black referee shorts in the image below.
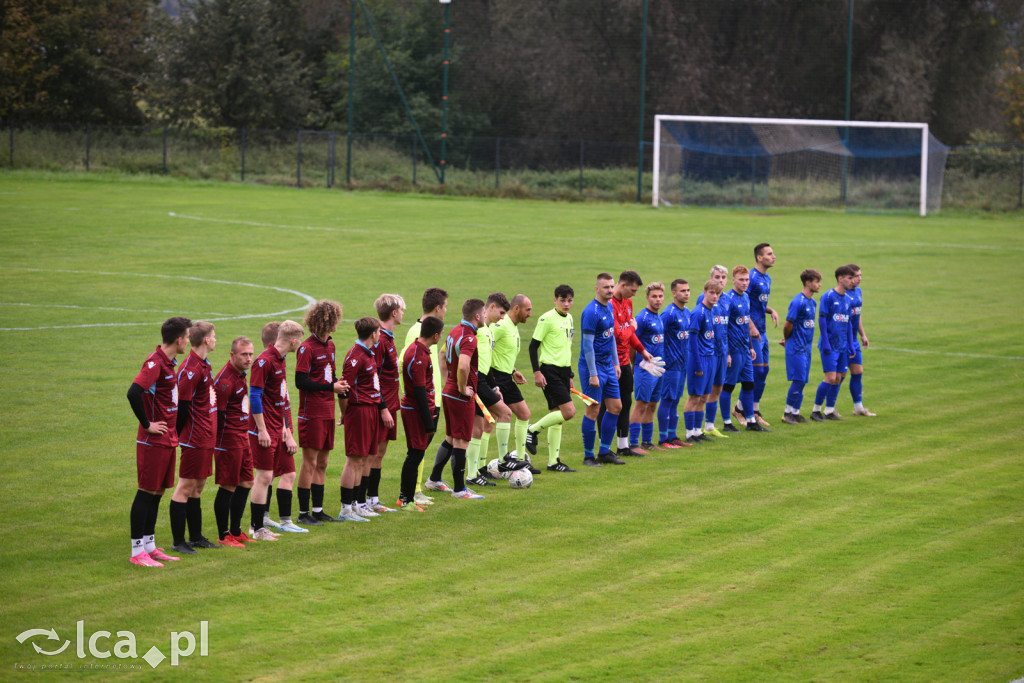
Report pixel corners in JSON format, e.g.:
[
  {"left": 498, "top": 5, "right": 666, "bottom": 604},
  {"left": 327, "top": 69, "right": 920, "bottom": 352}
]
[
  {"left": 474, "top": 374, "right": 502, "bottom": 416},
  {"left": 488, "top": 369, "right": 524, "bottom": 405},
  {"left": 539, "top": 364, "right": 573, "bottom": 410}
]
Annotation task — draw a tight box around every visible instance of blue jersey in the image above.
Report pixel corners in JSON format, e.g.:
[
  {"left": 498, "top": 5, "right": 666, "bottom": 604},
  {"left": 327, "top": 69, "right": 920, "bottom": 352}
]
[
  {"left": 580, "top": 298, "right": 617, "bottom": 368},
  {"left": 722, "top": 289, "right": 753, "bottom": 351},
  {"left": 634, "top": 307, "right": 665, "bottom": 359},
  {"left": 688, "top": 302, "right": 717, "bottom": 358},
  {"left": 749, "top": 269, "right": 772, "bottom": 334},
  {"left": 818, "top": 288, "right": 854, "bottom": 353},
  {"left": 785, "top": 293, "right": 817, "bottom": 354},
  {"left": 660, "top": 303, "right": 690, "bottom": 371},
  {"left": 695, "top": 293, "right": 728, "bottom": 355},
  {"left": 847, "top": 286, "right": 863, "bottom": 350}
]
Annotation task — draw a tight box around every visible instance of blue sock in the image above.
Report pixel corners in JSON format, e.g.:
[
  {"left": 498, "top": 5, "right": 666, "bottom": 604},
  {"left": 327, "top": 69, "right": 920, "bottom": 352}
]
[
  {"left": 754, "top": 366, "right": 768, "bottom": 402},
  {"left": 850, "top": 373, "right": 862, "bottom": 403},
  {"left": 581, "top": 416, "right": 596, "bottom": 457},
  {"left": 740, "top": 388, "right": 755, "bottom": 420},
  {"left": 788, "top": 381, "right": 806, "bottom": 411},
  {"left": 683, "top": 411, "right": 694, "bottom": 432},
  {"left": 826, "top": 382, "right": 840, "bottom": 408},
  {"left": 669, "top": 409, "right": 679, "bottom": 440},
  {"left": 658, "top": 402, "right": 672, "bottom": 441},
  {"left": 628, "top": 422, "right": 641, "bottom": 447},
  {"left": 719, "top": 391, "right": 733, "bottom": 423},
  {"left": 599, "top": 411, "right": 618, "bottom": 454},
  {"left": 815, "top": 382, "right": 829, "bottom": 406},
  {"left": 641, "top": 422, "right": 654, "bottom": 444},
  {"left": 704, "top": 401, "right": 718, "bottom": 427}
]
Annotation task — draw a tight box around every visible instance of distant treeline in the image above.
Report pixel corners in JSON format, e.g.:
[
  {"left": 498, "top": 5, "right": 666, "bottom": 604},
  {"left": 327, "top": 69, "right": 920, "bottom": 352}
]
[{"left": 2, "top": 0, "right": 1021, "bottom": 145}]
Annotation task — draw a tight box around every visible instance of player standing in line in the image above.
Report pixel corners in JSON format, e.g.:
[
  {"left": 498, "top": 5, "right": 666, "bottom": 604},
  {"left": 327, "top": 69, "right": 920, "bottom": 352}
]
[
  {"left": 262, "top": 323, "right": 305, "bottom": 534},
  {"left": 168, "top": 321, "right": 220, "bottom": 554},
  {"left": 628, "top": 282, "right": 669, "bottom": 452},
  {"left": 684, "top": 282, "right": 721, "bottom": 444},
  {"left": 580, "top": 273, "right": 627, "bottom": 466},
  {"left": 722, "top": 267, "right": 768, "bottom": 432},
  {"left": 293, "top": 304, "right": 347, "bottom": 525},
  {"left": 696, "top": 266, "right": 732, "bottom": 437},
  {"left": 366, "top": 294, "right": 406, "bottom": 514},
  {"left": 602, "top": 271, "right": 656, "bottom": 457},
  {"left": 248, "top": 320, "right": 303, "bottom": 540},
  {"left": 126, "top": 316, "right": 191, "bottom": 567},
  {"left": 397, "top": 317, "right": 444, "bottom": 510},
  {"left": 741, "top": 242, "right": 778, "bottom": 427},
  {"left": 339, "top": 317, "right": 392, "bottom": 520},
  {"left": 426, "top": 299, "right": 487, "bottom": 498},
  {"left": 489, "top": 294, "right": 537, "bottom": 471},
  {"left": 779, "top": 269, "right": 821, "bottom": 424},
  {"left": 812, "top": 266, "right": 857, "bottom": 421},
  {"left": 657, "top": 279, "right": 693, "bottom": 448},
  {"left": 844, "top": 264, "right": 876, "bottom": 417},
  {"left": 401, "top": 287, "right": 448, "bottom": 506},
  {"left": 524, "top": 285, "right": 578, "bottom": 472},
  {"left": 212, "top": 336, "right": 256, "bottom": 547}
]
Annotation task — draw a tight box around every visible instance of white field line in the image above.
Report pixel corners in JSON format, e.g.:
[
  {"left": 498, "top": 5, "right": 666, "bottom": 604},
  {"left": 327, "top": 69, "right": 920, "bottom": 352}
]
[
  {"left": 1, "top": 302, "right": 234, "bottom": 316},
  {"left": 167, "top": 212, "right": 369, "bottom": 233},
  {"left": 0, "top": 268, "right": 316, "bottom": 331},
  {"left": 875, "top": 346, "right": 1024, "bottom": 362}
]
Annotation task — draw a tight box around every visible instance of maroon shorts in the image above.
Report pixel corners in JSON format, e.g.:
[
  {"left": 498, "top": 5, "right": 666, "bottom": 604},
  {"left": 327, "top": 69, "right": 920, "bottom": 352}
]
[
  {"left": 214, "top": 435, "right": 253, "bottom": 487},
  {"left": 379, "top": 397, "right": 400, "bottom": 442},
  {"left": 273, "top": 438, "right": 296, "bottom": 477},
  {"left": 344, "top": 404, "right": 380, "bottom": 457},
  {"left": 401, "top": 406, "right": 435, "bottom": 451},
  {"left": 249, "top": 432, "right": 280, "bottom": 471},
  {"left": 137, "top": 443, "right": 176, "bottom": 491},
  {"left": 298, "top": 417, "right": 335, "bottom": 451},
  {"left": 179, "top": 445, "right": 214, "bottom": 479},
  {"left": 442, "top": 394, "right": 474, "bottom": 442}
]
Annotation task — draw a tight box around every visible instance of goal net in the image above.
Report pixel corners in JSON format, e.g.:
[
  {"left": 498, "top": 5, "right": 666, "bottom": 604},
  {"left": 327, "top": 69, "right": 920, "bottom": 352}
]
[{"left": 652, "top": 116, "right": 950, "bottom": 215}]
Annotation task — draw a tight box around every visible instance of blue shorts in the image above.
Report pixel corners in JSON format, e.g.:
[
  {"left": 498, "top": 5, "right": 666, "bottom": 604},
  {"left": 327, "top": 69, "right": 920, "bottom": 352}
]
[
  {"left": 660, "top": 369, "right": 685, "bottom": 403},
  {"left": 725, "top": 347, "right": 754, "bottom": 385},
  {"left": 634, "top": 366, "right": 663, "bottom": 403},
  {"left": 786, "top": 350, "right": 811, "bottom": 383},
  {"left": 713, "top": 352, "right": 727, "bottom": 386},
  {"left": 848, "top": 344, "right": 863, "bottom": 366},
  {"left": 687, "top": 356, "right": 715, "bottom": 397},
  {"left": 752, "top": 337, "right": 770, "bottom": 367},
  {"left": 820, "top": 348, "right": 850, "bottom": 374},
  {"left": 578, "top": 360, "right": 620, "bottom": 402}
]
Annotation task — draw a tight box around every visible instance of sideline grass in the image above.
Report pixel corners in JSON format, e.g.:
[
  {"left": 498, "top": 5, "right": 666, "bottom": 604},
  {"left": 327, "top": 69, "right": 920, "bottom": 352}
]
[{"left": 1, "top": 171, "right": 1022, "bottom": 681}]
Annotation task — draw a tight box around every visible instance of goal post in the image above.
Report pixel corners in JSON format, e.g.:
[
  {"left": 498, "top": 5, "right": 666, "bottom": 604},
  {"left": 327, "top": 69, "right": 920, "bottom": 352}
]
[{"left": 652, "top": 115, "right": 949, "bottom": 216}]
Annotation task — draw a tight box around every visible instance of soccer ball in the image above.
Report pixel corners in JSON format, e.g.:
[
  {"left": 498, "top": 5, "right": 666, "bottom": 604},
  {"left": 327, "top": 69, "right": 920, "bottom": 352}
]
[
  {"left": 487, "top": 458, "right": 503, "bottom": 480},
  {"left": 508, "top": 468, "right": 533, "bottom": 489}
]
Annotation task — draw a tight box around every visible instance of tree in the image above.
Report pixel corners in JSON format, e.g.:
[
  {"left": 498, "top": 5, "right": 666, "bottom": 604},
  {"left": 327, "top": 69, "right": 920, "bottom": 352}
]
[{"left": 998, "top": 47, "right": 1024, "bottom": 142}]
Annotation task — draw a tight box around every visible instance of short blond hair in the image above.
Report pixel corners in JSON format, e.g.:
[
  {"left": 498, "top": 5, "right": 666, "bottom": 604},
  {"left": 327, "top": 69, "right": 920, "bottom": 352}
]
[
  {"left": 645, "top": 282, "right": 664, "bottom": 296},
  {"left": 375, "top": 293, "right": 406, "bottom": 321},
  {"left": 277, "top": 320, "right": 304, "bottom": 343},
  {"left": 703, "top": 280, "right": 723, "bottom": 294}
]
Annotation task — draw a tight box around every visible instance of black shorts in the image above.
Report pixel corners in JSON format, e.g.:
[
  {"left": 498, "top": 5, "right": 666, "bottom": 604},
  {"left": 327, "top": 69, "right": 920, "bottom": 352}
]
[
  {"left": 489, "top": 369, "right": 524, "bottom": 405},
  {"left": 474, "top": 374, "right": 501, "bottom": 416},
  {"left": 540, "top": 364, "right": 572, "bottom": 410}
]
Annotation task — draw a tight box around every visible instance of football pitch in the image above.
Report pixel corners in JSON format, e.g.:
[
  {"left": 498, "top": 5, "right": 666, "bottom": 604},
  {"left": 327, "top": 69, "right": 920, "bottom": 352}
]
[{"left": 1, "top": 171, "right": 1022, "bottom": 681}]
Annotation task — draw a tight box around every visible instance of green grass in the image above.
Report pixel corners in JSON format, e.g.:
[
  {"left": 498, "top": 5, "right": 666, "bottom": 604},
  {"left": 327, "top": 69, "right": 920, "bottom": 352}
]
[{"left": 1, "top": 169, "right": 1023, "bottom": 681}]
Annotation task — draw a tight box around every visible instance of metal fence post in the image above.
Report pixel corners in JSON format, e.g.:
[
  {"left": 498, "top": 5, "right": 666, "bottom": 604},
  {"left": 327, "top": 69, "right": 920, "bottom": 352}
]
[
  {"left": 297, "top": 130, "right": 303, "bottom": 187},
  {"left": 328, "top": 132, "right": 335, "bottom": 188},
  {"left": 1019, "top": 153, "right": 1023, "bottom": 209},
  {"left": 495, "top": 137, "right": 500, "bottom": 188},
  {"left": 241, "top": 128, "right": 247, "bottom": 181},
  {"left": 162, "top": 125, "right": 168, "bottom": 174},
  {"left": 412, "top": 134, "right": 417, "bottom": 186},
  {"left": 9, "top": 121, "right": 14, "bottom": 167},
  {"left": 86, "top": 123, "right": 91, "bottom": 171},
  {"left": 579, "top": 139, "right": 585, "bottom": 194}
]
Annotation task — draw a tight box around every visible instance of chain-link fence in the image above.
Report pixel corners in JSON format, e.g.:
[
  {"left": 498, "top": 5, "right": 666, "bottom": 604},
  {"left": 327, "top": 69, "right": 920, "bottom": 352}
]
[{"left": 1, "top": 122, "right": 1020, "bottom": 210}]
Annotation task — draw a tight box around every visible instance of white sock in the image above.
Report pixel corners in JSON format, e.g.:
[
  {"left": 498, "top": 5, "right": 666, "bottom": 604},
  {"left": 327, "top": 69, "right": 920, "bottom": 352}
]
[
  {"left": 370, "top": 496, "right": 379, "bottom": 506},
  {"left": 813, "top": 404, "right": 822, "bottom": 412},
  {"left": 794, "top": 409, "right": 801, "bottom": 415},
  {"left": 132, "top": 539, "right": 145, "bottom": 558},
  {"left": 617, "top": 436, "right": 629, "bottom": 449},
  {"left": 722, "top": 417, "right": 732, "bottom": 424},
  {"left": 753, "top": 402, "right": 760, "bottom": 412},
  {"left": 855, "top": 402, "right": 864, "bottom": 410},
  {"left": 143, "top": 534, "right": 156, "bottom": 553},
  {"left": 312, "top": 506, "right": 323, "bottom": 513},
  {"left": 784, "top": 405, "right": 794, "bottom": 414},
  {"left": 824, "top": 406, "right": 835, "bottom": 414}
]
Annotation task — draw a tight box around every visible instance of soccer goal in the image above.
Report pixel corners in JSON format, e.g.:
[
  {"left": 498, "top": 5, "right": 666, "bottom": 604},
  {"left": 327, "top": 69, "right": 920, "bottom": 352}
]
[{"left": 652, "top": 115, "right": 950, "bottom": 216}]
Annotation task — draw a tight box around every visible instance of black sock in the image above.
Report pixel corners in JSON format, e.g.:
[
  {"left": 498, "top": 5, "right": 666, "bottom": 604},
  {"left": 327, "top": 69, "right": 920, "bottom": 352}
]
[
  {"left": 367, "top": 468, "right": 382, "bottom": 498},
  {"left": 251, "top": 501, "right": 264, "bottom": 532},
  {"left": 169, "top": 500, "right": 187, "bottom": 545},
  {"left": 400, "top": 449, "right": 425, "bottom": 503},
  {"left": 298, "top": 487, "right": 311, "bottom": 514},
  {"left": 229, "top": 487, "right": 249, "bottom": 536},
  {"left": 356, "top": 478, "right": 367, "bottom": 504},
  {"left": 186, "top": 497, "right": 203, "bottom": 541},
  {"left": 145, "top": 493, "right": 162, "bottom": 537},
  {"left": 311, "top": 483, "right": 325, "bottom": 510},
  {"left": 341, "top": 486, "right": 353, "bottom": 506},
  {"left": 130, "top": 490, "right": 150, "bottom": 540},
  {"left": 266, "top": 485, "right": 272, "bottom": 513},
  {"left": 451, "top": 447, "right": 467, "bottom": 491},
  {"left": 214, "top": 488, "right": 232, "bottom": 539},
  {"left": 430, "top": 440, "right": 453, "bottom": 481},
  {"left": 277, "top": 488, "right": 292, "bottom": 520}
]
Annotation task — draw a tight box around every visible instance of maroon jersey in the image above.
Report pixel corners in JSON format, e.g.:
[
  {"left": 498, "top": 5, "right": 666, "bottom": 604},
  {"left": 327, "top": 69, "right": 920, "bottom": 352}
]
[
  {"left": 133, "top": 346, "right": 179, "bottom": 448},
  {"left": 295, "top": 334, "right": 337, "bottom": 420},
  {"left": 248, "top": 346, "right": 289, "bottom": 437},
  {"left": 442, "top": 322, "right": 479, "bottom": 398},
  {"left": 342, "top": 342, "right": 381, "bottom": 406},
  {"left": 177, "top": 350, "right": 216, "bottom": 449},
  {"left": 401, "top": 340, "right": 435, "bottom": 412},
  {"left": 375, "top": 328, "right": 400, "bottom": 408},
  {"left": 213, "top": 362, "right": 249, "bottom": 443}
]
